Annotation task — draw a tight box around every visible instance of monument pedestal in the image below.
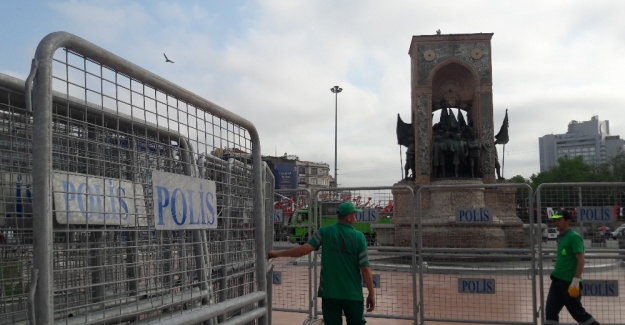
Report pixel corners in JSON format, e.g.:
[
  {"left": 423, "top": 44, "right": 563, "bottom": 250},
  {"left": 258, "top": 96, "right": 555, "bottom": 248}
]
[{"left": 392, "top": 179, "right": 523, "bottom": 248}]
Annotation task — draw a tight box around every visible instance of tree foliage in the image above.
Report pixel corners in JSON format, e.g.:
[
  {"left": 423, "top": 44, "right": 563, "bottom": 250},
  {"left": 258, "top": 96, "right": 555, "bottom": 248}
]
[
  {"left": 509, "top": 175, "right": 529, "bottom": 184},
  {"left": 528, "top": 154, "right": 625, "bottom": 203}
]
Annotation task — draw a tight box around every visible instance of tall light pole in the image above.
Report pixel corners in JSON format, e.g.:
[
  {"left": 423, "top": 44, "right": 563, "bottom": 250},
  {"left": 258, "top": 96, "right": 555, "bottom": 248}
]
[{"left": 331, "top": 85, "right": 342, "bottom": 188}]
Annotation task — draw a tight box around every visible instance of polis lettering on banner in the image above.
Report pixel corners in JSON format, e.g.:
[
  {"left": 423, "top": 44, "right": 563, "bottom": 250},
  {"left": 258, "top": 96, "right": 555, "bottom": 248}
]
[
  {"left": 272, "top": 271, "right": 282, "bottom": 285},
  {"left": 152, "top": 170, "right": 217, "bottom": 230},
  {"left": 575, "top": 206, "right": 615, "bottom": 224},
  {"left": 355, "top": 209, "right": 379, "bottom": 223},
  {"left": 458, "top": 278, "right": 496, "bottom": 294},
  {"left": 456, "top": 208, "right": 492, "bottom": 223},
  {"left": 52, "top": 172, "right": 147, "bottom": 226},
  {"left": 362, "top": 274, "right": 381, "bottom": 289},
  {"left": 274, "top": 209, "right": 284, "bottom": 222},
  {"left": 581, "top": 280, "right": 619, "bottom": 297},
  {"left": 1, "top": 172, "right": 33, "bottom": 220}
]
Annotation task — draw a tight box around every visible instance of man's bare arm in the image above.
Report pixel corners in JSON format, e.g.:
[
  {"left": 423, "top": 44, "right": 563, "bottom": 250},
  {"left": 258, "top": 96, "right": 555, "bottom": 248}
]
[
  {"left": 574, "top": 253, "right": 585, "bottom": 278},
  {"left": 268, "top": 243, "right": 315, "bottom": 259},
  {"left": 361, "top": 266, "right": 376, "bottom": 312}
]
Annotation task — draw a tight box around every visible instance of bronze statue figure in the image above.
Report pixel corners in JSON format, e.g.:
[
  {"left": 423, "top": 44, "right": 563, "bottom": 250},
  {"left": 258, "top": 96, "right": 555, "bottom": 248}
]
[
  {"left": 396, "top": 114, "right": 415, "bottom": 180},
  {"left": 404, "top": 142, "right": 415, "bottom": 180},
  {"left": 431, "top": 133, "right": 446, "bottom": 178},
  {"left": 466, "top": 130, "right": 484, "bottom": 178}
]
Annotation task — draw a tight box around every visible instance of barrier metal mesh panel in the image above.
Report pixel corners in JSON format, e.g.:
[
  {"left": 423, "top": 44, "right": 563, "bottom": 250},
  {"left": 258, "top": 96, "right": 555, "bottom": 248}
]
[
  {"left": 314, "top": 188, "right": 415, "bottom": 320},
  {"left": 418, "top": 184, "right": 537, "bottom": 325},
  {"left": 270, "top": 189, "right": 313, "bottom": 314},
  {"left": 537, "top": 184, "right": 625, "bottom": 325},
  {"left": 270, "top": 187, "right": 416, "bottom": 321},
  {"left": 1, "top": 44, "right": 260, "bottom": 324},
  {"left": 0, "top": 76, "right": 34, "bottom": 325}
]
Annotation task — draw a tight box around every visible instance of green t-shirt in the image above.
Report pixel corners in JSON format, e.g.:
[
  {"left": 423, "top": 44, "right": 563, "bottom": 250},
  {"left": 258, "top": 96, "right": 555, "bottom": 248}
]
[
  {"left": 308, "top": 222, "right": 370, "bottom": 301},
  {"left": 551, "top": 229, "right": 585, "bottom": 282}
]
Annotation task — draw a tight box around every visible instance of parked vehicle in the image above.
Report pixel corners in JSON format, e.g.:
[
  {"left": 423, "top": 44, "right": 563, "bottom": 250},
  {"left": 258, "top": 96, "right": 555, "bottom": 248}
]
[
  {"left": 610, "top": 224, "right": 625, "bottom": 240},
  {"left": 542, "top": 228, "right": 558, "bottom": 242},
  {"left": 285, "top": 201, "right": 391, "bottom": 245}
]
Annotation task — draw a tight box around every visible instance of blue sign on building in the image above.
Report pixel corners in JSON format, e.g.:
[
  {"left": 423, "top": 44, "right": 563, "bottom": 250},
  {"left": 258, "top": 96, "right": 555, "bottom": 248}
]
[{"left": 273, "top": 163, "right": 298, "bottom": 189}]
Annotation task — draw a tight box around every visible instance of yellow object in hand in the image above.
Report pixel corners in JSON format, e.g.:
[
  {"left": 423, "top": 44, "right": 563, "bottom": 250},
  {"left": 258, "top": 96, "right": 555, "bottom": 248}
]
[{"left": 568, "top": 278, "right": 580, "bottom": 298}]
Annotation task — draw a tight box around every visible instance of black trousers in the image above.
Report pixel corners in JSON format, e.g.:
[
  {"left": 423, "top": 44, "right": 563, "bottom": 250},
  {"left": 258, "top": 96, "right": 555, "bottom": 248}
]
[{"left": 545, "top": 276, "right": 598, "bottom": 324}]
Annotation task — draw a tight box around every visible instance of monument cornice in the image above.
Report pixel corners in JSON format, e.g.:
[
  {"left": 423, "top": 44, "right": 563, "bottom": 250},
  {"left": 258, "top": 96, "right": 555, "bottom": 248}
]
[{"left": 408, "top": 33, "right": 494, "bottom": 55}]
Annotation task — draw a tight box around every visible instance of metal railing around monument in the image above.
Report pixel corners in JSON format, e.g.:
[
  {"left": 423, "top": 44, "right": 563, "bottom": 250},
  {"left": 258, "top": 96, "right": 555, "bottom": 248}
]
[
  {"left": 536, "top": 182, "right": 625, "bottom": 325},
  {"left": 416, "top": 182, "right": 538, "bottom": 325}
]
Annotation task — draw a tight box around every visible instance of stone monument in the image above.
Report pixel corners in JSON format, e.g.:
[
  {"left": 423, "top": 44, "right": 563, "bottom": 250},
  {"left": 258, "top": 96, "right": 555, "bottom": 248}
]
[{"left": 393, "top": 32, "right": 523, "bottom": 248}]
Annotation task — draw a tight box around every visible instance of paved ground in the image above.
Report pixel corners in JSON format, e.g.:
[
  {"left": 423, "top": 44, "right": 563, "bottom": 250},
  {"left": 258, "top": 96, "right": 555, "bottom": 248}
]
[
  {"left": 272, "top": 311, "right": 415, "bottom": 324},
  {"left": 269, "top": 246, "right": 625, "bottom": 325}
]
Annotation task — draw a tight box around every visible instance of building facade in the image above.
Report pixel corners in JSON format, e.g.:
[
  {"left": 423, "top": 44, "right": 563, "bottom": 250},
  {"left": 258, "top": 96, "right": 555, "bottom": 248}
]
[
  {"left": 262, "top": 153, "right": 332, "bottom": 190},
  {"left": 295, "top": 159, "right": 331, "bottom": 190},
  {"left": 539, "top": 116, "right": 625, "bottom": 172}
]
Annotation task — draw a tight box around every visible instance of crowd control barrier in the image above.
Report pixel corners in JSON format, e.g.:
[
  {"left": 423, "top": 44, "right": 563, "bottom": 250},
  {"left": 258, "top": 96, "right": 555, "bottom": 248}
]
[
  {"left": 270, "top": 185, "right": 416, "bottom": 324},
  {"left": 0, "top": 31, "right": 269, "bottom": 325},
  {"left": 536, "top": 183, "right": 625, "bottom": 325}
]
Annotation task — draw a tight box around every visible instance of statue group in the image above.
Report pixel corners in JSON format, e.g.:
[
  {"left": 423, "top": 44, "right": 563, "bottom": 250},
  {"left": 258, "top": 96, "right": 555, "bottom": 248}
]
[{"left": 398, "top": 100, "right": 503, "bottom": 181}]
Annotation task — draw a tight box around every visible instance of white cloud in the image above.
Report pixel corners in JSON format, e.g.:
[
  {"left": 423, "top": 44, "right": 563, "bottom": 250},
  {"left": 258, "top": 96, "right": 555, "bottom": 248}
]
[{"left": 2, "top": 0, "right": 625, "bottom": 186}]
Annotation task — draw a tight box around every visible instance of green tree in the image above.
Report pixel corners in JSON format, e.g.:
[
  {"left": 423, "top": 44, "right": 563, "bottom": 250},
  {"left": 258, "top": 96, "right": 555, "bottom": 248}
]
[
  {"left": 509, "top": 175, "right": 529, "bottom": 184},
  {"left": 602, "top": 153, "right": 625, "bottom": 182},
  {"left": 530, "top": 156, "right": 593, "bottom": 189}
]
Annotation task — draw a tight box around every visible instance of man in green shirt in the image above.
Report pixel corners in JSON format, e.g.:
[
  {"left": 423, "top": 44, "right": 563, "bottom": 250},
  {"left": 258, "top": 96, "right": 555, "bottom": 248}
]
[
  {"left": 545, "top": 209, "right": 599, "bottom": 325},
  {"left": 268, "top": 202, "right": 375, "bottom": 324}
]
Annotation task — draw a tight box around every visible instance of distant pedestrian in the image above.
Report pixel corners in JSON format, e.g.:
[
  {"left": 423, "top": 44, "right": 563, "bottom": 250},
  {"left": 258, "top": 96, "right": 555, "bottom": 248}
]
[
  {"left": 268, "top": 202, "right": 375, "bottom": 325},
  {"left": 545, "top": 209, "right": 600, "bottom": 325}
]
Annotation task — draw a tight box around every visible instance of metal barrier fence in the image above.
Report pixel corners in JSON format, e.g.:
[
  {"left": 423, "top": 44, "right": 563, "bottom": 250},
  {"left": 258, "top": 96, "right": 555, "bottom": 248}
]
[
  {"left": 1, "top": 31, "right": 268, "bottom": 325},
  {"left": 262, "top": 162, "right": 275, "bottom": 325},
  {"left": 268, "top": 182, "right": 625, "bottom": 325},
  {"left": 270, "top": 188, "right": 314, "bottom": 318},
  {"left": 269, "top": 185, "right": 417, "bottom": 323},
  {"left": 536, "top": 183, "right": 625, "bottom": 325},
  {"left": 416, "top": 183, "right": 537, "bottom": 325}
]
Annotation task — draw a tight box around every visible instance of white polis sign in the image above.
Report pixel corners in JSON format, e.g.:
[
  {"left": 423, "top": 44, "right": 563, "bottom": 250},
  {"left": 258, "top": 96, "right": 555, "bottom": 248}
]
[
  {"left": 52, "top": 172, "right": 147, "bottom": 226},
  {"left": 151, "top": 170, "right": 217, "bottom": 230},
  {"left": 575, "top": 206, "right": 615, "bottom": 224},
  {"left": 456, "top": 207, "right": 493, "bottom": 223}
]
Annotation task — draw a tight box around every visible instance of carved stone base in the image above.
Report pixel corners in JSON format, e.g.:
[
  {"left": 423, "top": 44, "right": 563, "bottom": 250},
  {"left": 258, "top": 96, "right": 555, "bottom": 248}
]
[{"left": 392, "top": 179, "right": 524, "bottom": 248}]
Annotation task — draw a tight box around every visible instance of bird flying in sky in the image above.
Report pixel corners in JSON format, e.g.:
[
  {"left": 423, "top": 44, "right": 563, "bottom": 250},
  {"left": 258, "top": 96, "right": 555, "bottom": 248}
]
[{"left": 163, "top": 53, "right": 174, "bottom": 63}]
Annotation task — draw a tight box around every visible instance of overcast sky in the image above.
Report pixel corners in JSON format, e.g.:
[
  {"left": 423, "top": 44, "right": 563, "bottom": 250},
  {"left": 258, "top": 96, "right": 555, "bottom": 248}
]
[{"left": 2, "top": 0, "right": 625, "bottom": 187}]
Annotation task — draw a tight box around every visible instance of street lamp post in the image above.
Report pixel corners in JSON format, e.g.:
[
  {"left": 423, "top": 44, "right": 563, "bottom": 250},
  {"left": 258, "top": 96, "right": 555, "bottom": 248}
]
[{"left": 331, "top": 85, "right": 342, "bottom": 188}]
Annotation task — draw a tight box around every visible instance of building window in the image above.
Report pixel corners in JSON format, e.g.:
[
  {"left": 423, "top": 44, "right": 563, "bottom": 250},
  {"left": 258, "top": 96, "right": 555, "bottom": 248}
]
[
  {"left": 311, "top": 167, "right": 317, "bottom": 175},
  {"left": 310, "top": 178, "right": 317, "bottom": 185},
  {"left": 299, "top": 167, "right": 306, "bottom": 174}
]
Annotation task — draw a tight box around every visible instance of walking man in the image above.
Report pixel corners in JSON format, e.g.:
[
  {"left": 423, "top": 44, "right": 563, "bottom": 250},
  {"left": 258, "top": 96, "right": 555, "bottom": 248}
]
[
  {"left": 268, "top": 202, "right": 375, "bottom": 324},
  {"left": 545, "top": 209, "right": 600, "bottom": 325}
]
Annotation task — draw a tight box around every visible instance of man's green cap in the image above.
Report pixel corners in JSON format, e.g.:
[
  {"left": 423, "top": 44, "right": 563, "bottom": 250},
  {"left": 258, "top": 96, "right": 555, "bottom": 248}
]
[
  {"left": 337, "top": 202, "right": 362, "bottom": 217},
  {"left": 550, "top": 209, "right": 571, "bottom": 220}
]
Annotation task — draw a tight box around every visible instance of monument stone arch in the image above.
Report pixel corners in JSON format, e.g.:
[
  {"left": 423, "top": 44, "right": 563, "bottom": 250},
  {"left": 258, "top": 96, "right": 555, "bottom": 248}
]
[
  {"left": 391, "top": 33, "right": 523, "bottom": 249},
  {"left": 410, "top": 33, "right": 496, "bottom": 185}
]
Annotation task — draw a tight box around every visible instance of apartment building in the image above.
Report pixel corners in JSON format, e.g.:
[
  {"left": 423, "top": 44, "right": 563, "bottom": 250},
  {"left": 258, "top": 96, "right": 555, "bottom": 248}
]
[{"left": 539, "top": 116, "right": 625, "bottom": 172}]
